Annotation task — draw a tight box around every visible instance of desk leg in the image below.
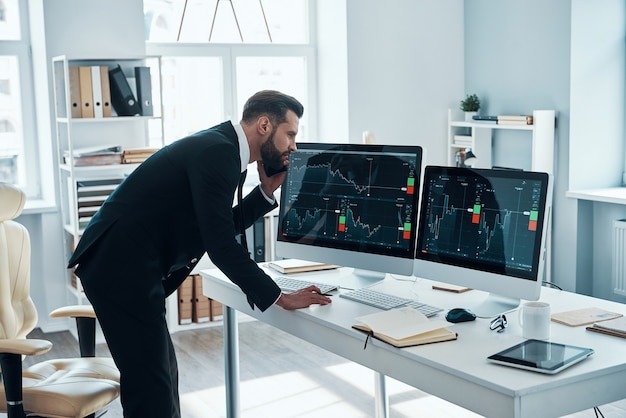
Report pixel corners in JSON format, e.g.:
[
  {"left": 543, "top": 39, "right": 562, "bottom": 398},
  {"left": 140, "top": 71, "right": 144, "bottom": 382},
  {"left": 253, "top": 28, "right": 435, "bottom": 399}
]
[
  {"left": 374, "top": 372, "right": 389, "bottom": 418},
  {"left": 223, "top": 306, "right": 240, "bottom": 418}
]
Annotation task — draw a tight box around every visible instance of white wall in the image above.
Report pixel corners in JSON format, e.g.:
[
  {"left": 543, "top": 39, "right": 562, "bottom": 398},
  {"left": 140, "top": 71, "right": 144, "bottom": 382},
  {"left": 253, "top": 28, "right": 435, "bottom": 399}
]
[
  {"left": 315, "top": 0, "right": 349, "bottom": 142},
  {"left": 344, "top": 0, "right": 464, "bottom": 165},
  {"left": 569, "top": 0, "right": 625, "bottom": 191}
]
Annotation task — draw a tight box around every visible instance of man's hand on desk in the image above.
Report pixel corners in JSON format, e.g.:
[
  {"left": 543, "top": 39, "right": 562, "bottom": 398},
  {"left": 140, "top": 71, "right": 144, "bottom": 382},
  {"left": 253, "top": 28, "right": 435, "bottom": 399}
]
[{"left": 275, "top": 286, "right": 332, "bottom": 310}]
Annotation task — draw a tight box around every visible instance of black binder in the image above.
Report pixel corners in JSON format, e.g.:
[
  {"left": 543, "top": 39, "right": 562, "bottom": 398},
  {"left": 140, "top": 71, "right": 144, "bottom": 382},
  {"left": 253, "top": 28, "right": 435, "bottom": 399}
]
[
  {"left": 252, "top": 218, "right": 265, "bottom": 262},
  {"left": 134, "top": 66, "right": 153, "bottom": 116},
  {"left": 108, "top": 64, "right": 141, "bottom": 116}
]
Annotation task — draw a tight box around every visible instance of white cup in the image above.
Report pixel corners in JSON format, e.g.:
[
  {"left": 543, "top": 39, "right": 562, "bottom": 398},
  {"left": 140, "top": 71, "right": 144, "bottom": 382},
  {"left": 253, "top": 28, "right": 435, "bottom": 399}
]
[{"left": 519, "top": 301, "right": 551, "bottom": 340}]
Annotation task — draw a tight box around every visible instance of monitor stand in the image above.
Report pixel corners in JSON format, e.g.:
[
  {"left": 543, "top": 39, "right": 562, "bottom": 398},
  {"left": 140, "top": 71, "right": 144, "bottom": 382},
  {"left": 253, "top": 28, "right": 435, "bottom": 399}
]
[
  {"left": 339, "top": 268, "right": 387, "bottom": 291},
  {"left": 469, "top": 294, "right": 521, "bottom": 318}
]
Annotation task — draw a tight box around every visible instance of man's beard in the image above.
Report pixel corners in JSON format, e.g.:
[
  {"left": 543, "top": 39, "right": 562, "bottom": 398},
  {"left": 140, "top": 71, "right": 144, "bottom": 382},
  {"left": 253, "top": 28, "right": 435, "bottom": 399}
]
[{"left": 260, "top": 132, "right": 284, "bottom": 171}]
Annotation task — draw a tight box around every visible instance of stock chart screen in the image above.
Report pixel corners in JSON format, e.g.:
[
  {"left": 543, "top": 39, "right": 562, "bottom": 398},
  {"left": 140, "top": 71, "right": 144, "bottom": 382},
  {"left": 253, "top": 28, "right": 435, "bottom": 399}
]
[
  {"left": 416, "top": 166, "right": 550, "bottom": 278},
  {"left": 277, "top": 143, "right": 423, "bottom": 259}
]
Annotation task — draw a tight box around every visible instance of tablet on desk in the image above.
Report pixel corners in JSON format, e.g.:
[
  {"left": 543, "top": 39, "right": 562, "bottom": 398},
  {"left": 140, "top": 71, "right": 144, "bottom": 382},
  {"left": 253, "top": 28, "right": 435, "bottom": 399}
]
[{"left": 487, "top": 340, "right": 594, "bottom": 374}]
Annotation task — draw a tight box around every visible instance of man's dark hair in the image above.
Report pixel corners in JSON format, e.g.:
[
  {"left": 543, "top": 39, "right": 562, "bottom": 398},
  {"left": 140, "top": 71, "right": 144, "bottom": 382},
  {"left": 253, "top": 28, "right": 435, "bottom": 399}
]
[{"left": 241, "top": 90, "right": 304, "bottom": 128}]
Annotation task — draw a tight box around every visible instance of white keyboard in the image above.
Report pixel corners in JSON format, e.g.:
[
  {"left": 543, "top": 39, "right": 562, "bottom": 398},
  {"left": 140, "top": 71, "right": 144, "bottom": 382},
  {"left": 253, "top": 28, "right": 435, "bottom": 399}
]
[
  {"left": 339, "top": 288, "right": 443, "bottom": 317},
  {"left": 273, "top": 276, "right": 338, "bottom": 294}
]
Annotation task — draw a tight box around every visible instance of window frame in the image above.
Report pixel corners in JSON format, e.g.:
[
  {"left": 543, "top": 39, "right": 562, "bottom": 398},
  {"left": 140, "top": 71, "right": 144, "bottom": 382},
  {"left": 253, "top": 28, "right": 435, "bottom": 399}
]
[
  {"left": 145, "top": 0, "right": 318, "bottom": 141},
  {"left": 145, "top": 42, "right": 318, "bottom": 141},
  {"left": 0, "top": 0, "right": 41, "bottom": 200}
]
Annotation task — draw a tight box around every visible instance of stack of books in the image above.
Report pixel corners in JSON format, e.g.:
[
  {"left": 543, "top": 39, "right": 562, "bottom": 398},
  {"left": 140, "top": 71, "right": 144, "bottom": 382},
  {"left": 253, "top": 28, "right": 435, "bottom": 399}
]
[
  {"left": 453, "top": 135, "right": 473, "bottom": 147},
  {"left": 64, "top": 145, "right": 122, "bottom": 166},
  {"left": 122, "top": 147, "right": 159, "bottom": 164},
  {"left": 497, "top": 115, "right": 534, "bottom": 125}
]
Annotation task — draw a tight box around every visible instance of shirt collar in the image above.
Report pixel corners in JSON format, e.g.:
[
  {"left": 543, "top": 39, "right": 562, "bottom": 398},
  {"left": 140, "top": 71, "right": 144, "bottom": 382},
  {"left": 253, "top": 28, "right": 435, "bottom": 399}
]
[{"left": 233, "top": 123, "right": 250, "bottom": 174}]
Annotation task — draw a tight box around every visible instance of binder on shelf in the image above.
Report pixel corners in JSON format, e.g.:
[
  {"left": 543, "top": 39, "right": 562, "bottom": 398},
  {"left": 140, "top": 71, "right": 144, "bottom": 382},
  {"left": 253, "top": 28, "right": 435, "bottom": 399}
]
[
  {"left": 91, "top": 66, "right": 103, "bottom": 118},
  {"left": 178, "top": 276, "right": 193, "bottom": 325},
  {"left": 210, "top": 299, "right": 222, "bottom": 321},
  {"left": 253, "top": 218, "right": 265, "bottom": 262},
  {"left": 68, "top": 66, "right": 82, "bottom": 118},
  {"left": 99, "top": 66, "right": 112, "bottom": 117},
  {"left": 108, "top": 64, "right": 141, "bottom": 116},
  {"left": 78, "top": 66, "right": 94, "bottom": 118},
  {"left": 192, "top": 275, "right": 210, "bottom": 323},
  {"left": 134, "top": 66, "right": 153, "bottom": 116}
]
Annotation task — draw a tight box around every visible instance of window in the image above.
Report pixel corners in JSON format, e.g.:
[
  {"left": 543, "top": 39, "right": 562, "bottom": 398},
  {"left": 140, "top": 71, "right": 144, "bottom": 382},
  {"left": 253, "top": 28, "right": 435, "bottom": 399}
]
[
  {"left": 0, "top": 0, "right": 40, "bottom": 198},
  {"left": 144, "top": 0, "right": 315, "bottom": 144}
]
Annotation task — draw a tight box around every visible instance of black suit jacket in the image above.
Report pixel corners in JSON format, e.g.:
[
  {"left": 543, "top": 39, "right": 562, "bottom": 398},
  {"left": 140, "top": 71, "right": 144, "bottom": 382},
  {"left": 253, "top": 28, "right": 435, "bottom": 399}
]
[{"left": 68, "top": 121, "right": 281, "bottom": 311}]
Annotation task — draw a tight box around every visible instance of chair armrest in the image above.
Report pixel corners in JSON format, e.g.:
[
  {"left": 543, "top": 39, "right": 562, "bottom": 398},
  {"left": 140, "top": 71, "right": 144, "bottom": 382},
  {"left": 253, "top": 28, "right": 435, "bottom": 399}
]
[
  {"left": 49, "top": 304, "right": 96, "bottom": 319},
  {"left": 50, "top": 304, "right": 98, "bottom": 357},
  {"left": 0, "top": 338, "right": 52, "bottom": 356}
]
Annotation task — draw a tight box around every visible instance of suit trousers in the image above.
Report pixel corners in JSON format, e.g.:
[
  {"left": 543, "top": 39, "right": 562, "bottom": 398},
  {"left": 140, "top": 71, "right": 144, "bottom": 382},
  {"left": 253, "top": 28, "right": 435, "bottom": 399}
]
[{"left": 75, "top": 226, "right": 181, "bottom": 418}]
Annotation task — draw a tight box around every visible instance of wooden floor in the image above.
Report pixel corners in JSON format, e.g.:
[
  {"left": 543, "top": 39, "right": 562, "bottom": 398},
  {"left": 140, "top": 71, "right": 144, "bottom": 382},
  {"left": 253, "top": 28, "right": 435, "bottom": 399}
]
[{"left": 10, "top": 320, "right": 626, "bottom": 418}]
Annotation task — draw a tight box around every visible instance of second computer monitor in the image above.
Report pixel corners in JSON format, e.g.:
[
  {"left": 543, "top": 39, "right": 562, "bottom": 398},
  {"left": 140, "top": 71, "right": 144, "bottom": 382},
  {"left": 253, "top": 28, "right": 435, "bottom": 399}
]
[
  {"left": 414, "top": 166, "right": 553, "bottom": 317},
  {"left": 275, "top": 143, "right": 423, "bottom": 282}
]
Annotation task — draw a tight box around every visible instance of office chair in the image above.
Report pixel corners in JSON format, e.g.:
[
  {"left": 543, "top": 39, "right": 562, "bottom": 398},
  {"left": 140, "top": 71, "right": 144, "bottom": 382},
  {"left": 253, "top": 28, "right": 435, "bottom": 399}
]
[{"left": 0, "top": 183, "right": 120, "bottom": 418}]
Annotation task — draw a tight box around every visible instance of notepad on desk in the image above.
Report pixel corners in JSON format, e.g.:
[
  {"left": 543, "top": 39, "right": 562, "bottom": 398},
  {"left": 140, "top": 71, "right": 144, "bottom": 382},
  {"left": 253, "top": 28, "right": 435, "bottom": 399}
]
[
  {"left": 586, "top": 316, "right": 626, "bottom": 339},
  {"left": 352, "top": 307, "right": 457, "bottom": 348},
  {"left": 267, "top": 259, "right": 340, "bottom": 274},
  {"left": 551, "top": 307, "right": 622, "bottom": 327}
]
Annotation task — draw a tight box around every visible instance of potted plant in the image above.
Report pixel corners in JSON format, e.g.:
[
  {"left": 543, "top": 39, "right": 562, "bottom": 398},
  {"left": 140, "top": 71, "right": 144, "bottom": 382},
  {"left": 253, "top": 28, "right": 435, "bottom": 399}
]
[{"left": 460, "top": 94, "right": 480, "bottom": 121}]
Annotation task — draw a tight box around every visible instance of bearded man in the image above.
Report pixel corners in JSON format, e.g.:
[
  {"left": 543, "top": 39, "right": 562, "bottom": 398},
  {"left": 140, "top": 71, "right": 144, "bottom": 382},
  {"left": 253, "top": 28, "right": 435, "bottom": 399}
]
[{"left": 68, "top": 90, "right": 331, "bottom": 418}]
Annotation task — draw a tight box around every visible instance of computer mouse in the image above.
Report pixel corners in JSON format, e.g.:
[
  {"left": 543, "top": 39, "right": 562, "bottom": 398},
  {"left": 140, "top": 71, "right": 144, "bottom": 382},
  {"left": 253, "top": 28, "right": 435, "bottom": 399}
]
[{"left": 445, "top": 308, "right": 477, "bottom": 323}]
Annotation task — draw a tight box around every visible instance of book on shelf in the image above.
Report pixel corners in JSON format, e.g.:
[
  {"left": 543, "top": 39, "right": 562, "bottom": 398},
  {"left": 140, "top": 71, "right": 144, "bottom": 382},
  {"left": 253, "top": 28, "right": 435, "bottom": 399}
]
[
  {"left": 68, "top": 145, "right": 122, "bottom": 157},
  {"left": 551, "top": 307, "right": 623, "bottom": 327},
  {"left": 267, "top": 259, "right": 340, "bottom": 274},
  {"left": 472, "top": 115, "right": 498, "bottom": 122},
  {"left": 122, "top": 147, "right": 159, "bottom": 164},
  {"left": 586, "top": 316, "right": 626, "bottom": 338},
  {"left": 497, "top": 115, "right": 534, "bottom": 125},
  {"left": 68, "top": 153, "right": 123, "bottom": 166},
  {"left": 63, "top": 145, "right": 123, "bottom": 166},
  {"left": 352, "top": 307, "right": 457, "bottom": 348},
  {"left": 453, "top": 135, "right": 472, "bottom": 147},
  {"left": 123, "top": 147, "right": 160, "bottom": 155}
]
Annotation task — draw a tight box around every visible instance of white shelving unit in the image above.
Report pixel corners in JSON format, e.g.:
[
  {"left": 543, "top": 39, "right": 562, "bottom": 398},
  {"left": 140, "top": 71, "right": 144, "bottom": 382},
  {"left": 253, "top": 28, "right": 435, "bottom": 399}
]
[
  {"left": 447, "top": 108, "right": 556, "bottom": 174},
  {"left": 52, "top": 55, "right": 164, "bottom": 305}
]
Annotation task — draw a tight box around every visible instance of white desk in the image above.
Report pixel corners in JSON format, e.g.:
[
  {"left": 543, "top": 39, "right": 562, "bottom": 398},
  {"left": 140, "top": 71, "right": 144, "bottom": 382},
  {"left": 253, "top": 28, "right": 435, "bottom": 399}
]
[{"left": 201, "top": 266, "right": 626, "bottom": 418}]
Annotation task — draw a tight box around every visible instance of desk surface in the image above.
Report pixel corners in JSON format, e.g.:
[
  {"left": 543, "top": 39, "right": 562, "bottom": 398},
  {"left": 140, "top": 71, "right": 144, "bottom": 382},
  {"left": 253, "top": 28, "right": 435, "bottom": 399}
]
[{"left": 201, "top": 266, "right": 626, "bottom": 418}]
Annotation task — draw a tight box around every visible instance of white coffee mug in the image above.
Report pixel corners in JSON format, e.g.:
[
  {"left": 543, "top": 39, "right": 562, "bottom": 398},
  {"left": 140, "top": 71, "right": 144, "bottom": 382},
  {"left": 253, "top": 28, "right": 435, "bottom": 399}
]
[{"left": 519, "top": 301, "right": 551, "bottom": 340}]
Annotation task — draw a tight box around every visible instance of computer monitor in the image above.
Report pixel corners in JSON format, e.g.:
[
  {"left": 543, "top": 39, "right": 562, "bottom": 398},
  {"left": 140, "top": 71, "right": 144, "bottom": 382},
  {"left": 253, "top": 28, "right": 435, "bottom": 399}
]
[
  {"left": 275, "top": 143, "right": 423, "bottom": 287},
  {"left": 414, "top": 166, "right": 553, "bottom": 317}
]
